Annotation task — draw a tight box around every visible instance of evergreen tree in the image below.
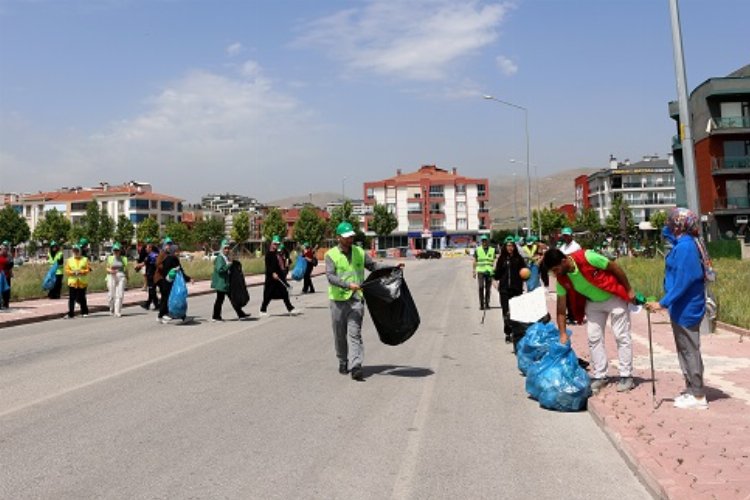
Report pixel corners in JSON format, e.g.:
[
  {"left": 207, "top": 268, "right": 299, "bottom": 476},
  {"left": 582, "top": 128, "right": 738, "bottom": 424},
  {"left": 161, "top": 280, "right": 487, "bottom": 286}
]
[
  {"left": 114, "top": 215, "right": 135, "bottom": 246},
  {"left": 0, "top": 205, "right": 31, "bottom": 245},
  {"left": 262, "top": 208, "right": 286, "bottom": 243},
  {"left": 164, "top": 221, "right": 193, "bottom": 248},
  {"left": 370, "top": 203, "right": 398, "bottom": 248},
  {"left": 605, "top": 195, "right": 637, "bottom": 244},
  {"left": 99, "top": 213, "right": 115, "bottom": 246},
  {"left": 194, "top": 217, "right": 225, "bottom": 250},
  {"left": 231, "top": 211, "right": 251, "bottom": 245},
  {"left": 292, "top": 206, "right": 326, "bottom": 247},
  {"left": 31, "top": 208, "right": 71, "bottom": 245},
  {"left": 136, "top": 216, "right": 160, "bottom": 243}
]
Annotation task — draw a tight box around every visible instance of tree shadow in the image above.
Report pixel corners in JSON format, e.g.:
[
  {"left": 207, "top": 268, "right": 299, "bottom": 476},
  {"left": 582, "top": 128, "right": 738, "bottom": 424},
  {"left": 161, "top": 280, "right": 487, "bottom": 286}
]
[{"left": 363, "top": 364, "right": 435, "bottom": 379}]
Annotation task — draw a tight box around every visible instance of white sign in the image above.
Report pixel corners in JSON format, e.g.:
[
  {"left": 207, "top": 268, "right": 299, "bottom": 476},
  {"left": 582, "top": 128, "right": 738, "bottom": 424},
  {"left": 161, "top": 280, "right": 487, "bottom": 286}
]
[{"left": 421, "top": 231, "right": 432, "bottom": 238}]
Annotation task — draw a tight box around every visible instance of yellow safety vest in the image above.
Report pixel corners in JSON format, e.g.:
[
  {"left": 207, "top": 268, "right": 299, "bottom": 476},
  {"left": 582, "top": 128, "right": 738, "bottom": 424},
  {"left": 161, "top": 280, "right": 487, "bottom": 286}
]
[
  {"left": 48, "top": 251, "right": 64, "bottom": 275},
  {"left": 66, "top": 256, "right": 90, "bottom": 288},
  {"left": 475, "top": 246, "right": 495, "bottom": 274},
  {"left": 326, "top": 245, "right": 365, "bottom": 301}
]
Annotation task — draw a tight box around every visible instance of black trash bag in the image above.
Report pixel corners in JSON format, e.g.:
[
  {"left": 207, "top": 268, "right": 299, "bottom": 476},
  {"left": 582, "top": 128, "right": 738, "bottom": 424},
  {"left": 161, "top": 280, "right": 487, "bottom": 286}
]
[
  {"left": 229, "top": 260, "right": 250, "bottom": 308},
  {"left": 362, "top": 267, "right": 420, "bottom": 346}
]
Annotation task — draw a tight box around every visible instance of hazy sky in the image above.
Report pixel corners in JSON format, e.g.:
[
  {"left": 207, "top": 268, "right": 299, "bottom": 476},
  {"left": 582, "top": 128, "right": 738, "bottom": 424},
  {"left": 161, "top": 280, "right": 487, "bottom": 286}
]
[{"left": 1, "top": 0, "right": 748, "bottom": 203}]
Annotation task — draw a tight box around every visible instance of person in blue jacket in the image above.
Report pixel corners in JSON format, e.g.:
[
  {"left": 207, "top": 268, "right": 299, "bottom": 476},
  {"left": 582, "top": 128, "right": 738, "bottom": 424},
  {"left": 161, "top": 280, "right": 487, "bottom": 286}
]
[{"left": 646, "top": 208, "right": 710, "bottom": 410}]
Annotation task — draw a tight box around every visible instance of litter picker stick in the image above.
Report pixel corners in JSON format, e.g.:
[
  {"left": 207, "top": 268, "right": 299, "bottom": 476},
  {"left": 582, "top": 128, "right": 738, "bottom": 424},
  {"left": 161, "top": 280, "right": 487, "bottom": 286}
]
[
  {"left": 481, "top": 307, "right": 487, "bottom": 325},
  {"left": 646, "top": 309, "right": 657, "bottom": 409}
]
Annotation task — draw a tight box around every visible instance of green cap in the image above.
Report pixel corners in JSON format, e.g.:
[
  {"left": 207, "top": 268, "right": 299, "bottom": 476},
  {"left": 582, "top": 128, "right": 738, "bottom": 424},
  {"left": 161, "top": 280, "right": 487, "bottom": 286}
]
[
  {"left": 503, "top": 236, "right": 515, "bottom": 244},
  {"left": 303, "top": 241, "right": 309, "bottom": 247},
  {"left": 561, "top": 227, "right": 573, "bottom": 236},
  {"left": 271, "top": 235, "right": 281, "bottom": 244},
  {"left": 112, "top": 242, "right": 122, "bottom": 251},
  {"left": 50, "top": 240, "right": 58, "bottom": 247},
  {"left": 480, "top": 235, "right": 488, "bottom": 241},
  {"left": 72, "top": 244, "right": 81, "bottom": 251},
  {"left": 527, "top": 235, "right": 537, "bottom": 243},
  {"left": 220, "top": 239, "right": 230, "bottom": 249},
  {"left": 1, "top": 240, "right": 9, "bottom": 246},
  {"left": 336, "top": 221, "right": 356, "bottom": 237},
  {"left": 163, "top": 237, "right": 173, "bottom": 245},
  {"left": 78, "top": 238, "right": 89, "bottom": 246}
]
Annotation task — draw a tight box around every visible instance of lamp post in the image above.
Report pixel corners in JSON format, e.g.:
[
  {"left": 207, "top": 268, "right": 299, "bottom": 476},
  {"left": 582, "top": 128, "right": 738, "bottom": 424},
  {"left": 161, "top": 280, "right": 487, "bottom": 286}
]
[
  {"left": 484, "top": 95, "right": 531, "bottom": 237},
  {"left": 511, "top": 158, "right": 544, "bottom": 240},
  {"left": 512, "top": 172, "right": 519, "bottom": 235},
  {"left": 342, "top": 177, "right": 347, "bottom": 201}
]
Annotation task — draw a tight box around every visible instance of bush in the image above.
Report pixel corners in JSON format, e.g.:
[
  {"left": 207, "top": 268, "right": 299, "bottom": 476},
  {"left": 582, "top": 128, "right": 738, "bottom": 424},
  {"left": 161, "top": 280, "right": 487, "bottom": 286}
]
[{"left": 707, "top": 239, "right": 741, "bottom": 260}]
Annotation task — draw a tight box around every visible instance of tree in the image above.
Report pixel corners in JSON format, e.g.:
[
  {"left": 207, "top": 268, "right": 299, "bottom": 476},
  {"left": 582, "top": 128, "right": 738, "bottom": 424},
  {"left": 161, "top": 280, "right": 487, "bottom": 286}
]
[
  {"left": 649, "top": 209, "right": 668, "bottom": 231},
  {"left": 231, "top": 211, "right": 251, "bottom": 245},
  {"left": 0, "top": 205, "right": 30, "bottom": 245},
  {"left": 99, "top": 213, "right": 115, "bottom": 245},
  {"left": 32, "top": 208, "right": 71, "bottom": 245},
  {"left": 369, "top": 203, "right": 398, "bottom": 248},
  {"left": 79, "top": 202, "right": 101, "bottom": 253},
  {"left": 194, "top": 217, "right": 225, "bottom": 250},
  {"left": 136, "top": 216, "right": 160, "bottom": 243},
  {"left": 531, "top": 206, "right": 568, "bottom": 239},
  {"left": 605, "top": 195, "right": 637, "bottom": 244},
  {"left": 292, "top": 206, "right": 326, "bottom": 247},
  {"left": 262, "top": 207, "right": 286, "bottom": 243},
  {"left": 327, "top": 200, "right": 361, "bottom": 239},
  {"left": 575, "top": 208, "right": 603, "bottom": 235},
  {"left": 68, "top": 221, "right": 86, "bottom": 244},
  {"left": 114, "top": 215, "right": 135, "bottom": 246},
  {"left": 164, "top": 221, "right": 193, "bottom": 248}
]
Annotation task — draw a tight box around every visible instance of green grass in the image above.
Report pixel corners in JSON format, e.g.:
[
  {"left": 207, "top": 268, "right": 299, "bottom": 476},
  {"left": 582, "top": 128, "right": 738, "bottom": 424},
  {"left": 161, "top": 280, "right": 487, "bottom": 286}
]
[
  {"left": 618, "top": 257, "right": 750, "bottom": 330},
  {"left": 8, "top": 257, "right": 266, "bottom": 302}
]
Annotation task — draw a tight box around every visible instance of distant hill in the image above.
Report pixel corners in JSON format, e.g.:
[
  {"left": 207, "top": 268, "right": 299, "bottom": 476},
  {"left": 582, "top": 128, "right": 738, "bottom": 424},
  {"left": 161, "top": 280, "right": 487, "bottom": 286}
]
[
  {"left": 489, "top": 167, "right": 596, "bottom": 229},
  {"left": 264, "top": 192, "right": 343, "bottom": 208}
]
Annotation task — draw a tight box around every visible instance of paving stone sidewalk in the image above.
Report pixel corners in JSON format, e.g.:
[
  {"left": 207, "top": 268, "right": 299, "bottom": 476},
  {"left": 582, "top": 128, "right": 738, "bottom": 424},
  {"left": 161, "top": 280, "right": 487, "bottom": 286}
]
[{"left": 551, "top": 292, "right": 750, "bottom": 500}]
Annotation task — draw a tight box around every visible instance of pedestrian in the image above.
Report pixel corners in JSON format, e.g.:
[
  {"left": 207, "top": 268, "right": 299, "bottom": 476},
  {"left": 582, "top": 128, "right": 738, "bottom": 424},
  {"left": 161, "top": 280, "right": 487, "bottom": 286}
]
[
  {"left": 521, "top": 235, "right": 541, "bottom": 291},
  {"left": 646, "top": 208, "right": 711, "bottom": 410},
  {"left": 63, "top": 244, "right": 91, "bottom": 319},
  {"left": 494, "top": 236, "right": 527, "bottom": 343},
  {"left": 47, "top": 241, "right": 65, "bottom": 299},
  {"left": 559, "top": 227, "right": 581, "bottom": 255},
  {"left": 154, "top": 238, "right": 192, "bottom": 324},
  {"left": 559, "top": 227, "right": 584, "bottom": 324},
  {"left": 544, "top": 246, "right": 636, "bottom": 394},
  {"left": 78, "top": 237, "right": 91, "bottom": 259},
  {"left": 326, "top": 221, "right": 395, "bottom": 381},
  {"left": 472, "top": 235, "right": 496, "bottom": 311},
  {"left": 259, "top": 235, "right": 299, "bottom": 317},
  {"left": 301, "top": 242, "right": 316, "bottom": 294},
  {"left": 0, "top": 241, "right": 13, "bottom": 309},
  {"left": 136, "top": 239, "right": 149, "bottom": 290},
  {"left": 105, "top": 242, "right": 128, "bottom": 317},
  {"left": 137, "top": 241, "right": 160, "bottom": 310},
  {"left": 211, "top": 239, "right": 251, "bottom": 321}
]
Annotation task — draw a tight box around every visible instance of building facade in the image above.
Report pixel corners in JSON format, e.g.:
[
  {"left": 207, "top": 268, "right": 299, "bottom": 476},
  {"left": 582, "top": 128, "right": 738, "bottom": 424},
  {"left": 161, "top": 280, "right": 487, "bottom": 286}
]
[
  {"left": 669, "top": 64, "right": 750, "bottom": 238},
  {"left": 363, "top": 165, "right": 489, "bottom": 249},
  {"left": 574, "top": 155, "right": 677, "bottom": 226},
  {"left": 16, "top": 181, "right": 183, "bottom": 239}
]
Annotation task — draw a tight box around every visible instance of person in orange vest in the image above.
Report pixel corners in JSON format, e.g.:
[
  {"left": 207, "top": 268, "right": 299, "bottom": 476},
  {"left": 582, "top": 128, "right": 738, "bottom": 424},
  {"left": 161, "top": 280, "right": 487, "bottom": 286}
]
[
  {"left": 64, "top": 244, "right": 91, "bottom": 319},
  {"left": 543, "top": 247, "right": 636, "bottom": 395}
]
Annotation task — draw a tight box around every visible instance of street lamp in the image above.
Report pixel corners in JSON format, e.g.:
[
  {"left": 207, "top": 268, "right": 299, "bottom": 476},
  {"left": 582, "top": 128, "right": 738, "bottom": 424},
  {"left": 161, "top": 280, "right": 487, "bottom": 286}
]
[
  {"left": 511, "top": 158, "right": 544, "bottom": 240},
  {"left": 484, "top": 94, "right": 531, "bottom": 237},
  {"left": 342, "top": 177, "right": 347, "bottom": 201}
]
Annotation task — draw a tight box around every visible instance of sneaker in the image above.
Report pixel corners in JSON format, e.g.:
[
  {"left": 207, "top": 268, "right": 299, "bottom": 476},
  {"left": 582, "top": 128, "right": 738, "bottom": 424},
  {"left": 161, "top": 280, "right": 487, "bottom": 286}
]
[
  {"left": 590, "top": 378, "right": 608, "bottom": 395},
  {"left": 211, "top": 317, "right": 224, "bottom": 323},
  {"left": 673, "top": 393, "right": 690, "bottom": 405},
  {"left": 674, "top": 394, "right": 708, "bottom": 410},
  {"left": 259, "top": 311, "right": 269, "bottom": 318},
  {"left": 350, "top": 365, "right": 364, "bottom": 381},
  {"left": 289, "top": 309, "right": 302, "bottom": 316},
  {"left": 62, "top": 314, "right": 72, "bottom": 319},
  {"left": 140, "top": 303, "right": 149, "bottom": 310},
  {"left": 338, "top": 361, "right": 349, "bottom": 375},
  {"left": 160, "top": 315, "right": 172, "bottom": 324},
  {"left": 115, "top": 313, "right": 122, "bottom": 318},
  {"left": 82, "top": 314, "right": 88, "bottom": 318},
  {"left": 238, "top": 315, "right": 251, "bottom": 321},
  {"left": 616, "top": 377, "right": 635, "bottom": 392}
]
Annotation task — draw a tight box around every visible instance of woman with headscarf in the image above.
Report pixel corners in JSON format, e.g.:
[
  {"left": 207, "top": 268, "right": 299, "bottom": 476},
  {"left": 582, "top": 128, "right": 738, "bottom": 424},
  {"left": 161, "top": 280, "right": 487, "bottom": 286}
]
[
  {"left": 155, "top": 238, "right": 192, "bottom": 324},
  {"left": 646, "top": 208, "right": 711, "bottom": 410},
  {"left": 211, "top": 239, "right": 250, "bottom": 321},
  {"left": 105, "top": 242, "right": 128, "bottom": 317},
  {"left": 259, "top": 235, "right": 298, "bottom": 317},
  {"left": 494, "top": 236, "right": 528, "bottom": 343},
  {"left": 47, "top": 241, "right": 65, "bottom": 299}
]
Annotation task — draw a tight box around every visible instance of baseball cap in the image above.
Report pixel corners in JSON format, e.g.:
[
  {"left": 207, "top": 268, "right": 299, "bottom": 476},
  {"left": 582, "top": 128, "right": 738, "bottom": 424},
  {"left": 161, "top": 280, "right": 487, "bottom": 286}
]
[
  {"left": 561, "top": 227, "right": 573, "bottom": 236},
  {"left": 271, "top": 235, "right": 281, "bottom": 244},
  {"left": 503, "top": 236, "right": 515, "bottom": 244},
  {"left": 336, "top": 221, "right": 356, "bottom": 238},
  {"left": 112, "top": 242, "right": 122, "bottom": 251},
  {"left": 480, "top": 235, "right": 489, "bottom": 241}
]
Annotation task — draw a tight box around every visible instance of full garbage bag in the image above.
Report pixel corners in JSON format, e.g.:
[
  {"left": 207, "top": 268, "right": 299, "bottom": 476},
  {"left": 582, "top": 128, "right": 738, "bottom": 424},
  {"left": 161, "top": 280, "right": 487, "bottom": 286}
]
[
  {"left": 291, "top": 255, "right": 306, "bottom": 281},
  {"left": 362, "top": 267, "right": 420, "bottom": 346},
  {"left": 525, "top": 336, "right": 591, "bottom": 412},
  {"left": 42, "top": 262, "right": 58, "bottom": 291},
  {"left": 0, "top": 272, "right": 9, "bottom": 295},
  {"left": 168, "top": 270, "right": 188, "bottom": 318},
  {"left": 229, "top": 260, "right": 249, "bottom": 308},
  {"left": 516, "top": 322, "right": 558, "bottom": 376}
]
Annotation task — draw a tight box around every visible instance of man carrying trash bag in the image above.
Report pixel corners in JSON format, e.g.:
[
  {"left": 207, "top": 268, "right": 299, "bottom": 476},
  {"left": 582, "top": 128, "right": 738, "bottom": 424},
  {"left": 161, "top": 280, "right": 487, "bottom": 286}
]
[{"left": 325, "top": 221, "right": 403, "bottom": 381}]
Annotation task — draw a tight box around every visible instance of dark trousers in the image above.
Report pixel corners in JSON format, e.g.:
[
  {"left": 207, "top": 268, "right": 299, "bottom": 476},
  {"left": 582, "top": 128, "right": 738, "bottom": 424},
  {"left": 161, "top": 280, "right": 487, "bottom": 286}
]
[
  {"left": 143, "top": 275, "right": 160, "bottom": 309},
  {"left": 67, "top": 287, "right": 89, "bottom": 317},
  {"left": 477, "top": 273, "right": 492, "bottom": 309},
  {"left": 213, "top": 291, "right": 246, "bottom": 319},
  {"left": 499, "top": 289, "right": 522, "bottom": 335},
  {"left": 48, "top": 275, "right": 63, "bottom": 299},
  {"left": 1, "top": 276, "right": 10, "bottom": 308},
  {"left": 260, "top": 284, "right": 294, "bottom": 313},
  {"left": 302, "top": 263, "right": 315, "bottom": 293},
  {"left": 158, "top": 280, "right": 173, "bottom": 318}
]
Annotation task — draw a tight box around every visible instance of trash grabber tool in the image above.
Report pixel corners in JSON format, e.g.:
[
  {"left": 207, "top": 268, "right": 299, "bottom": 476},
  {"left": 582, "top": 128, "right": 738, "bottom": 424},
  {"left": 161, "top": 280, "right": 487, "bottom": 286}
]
[
  {"left": 646, "top": 308, "right": 657, "bottom": 409},
  {"left": 481, "top": 307, "right": 487, "bottom": 325}
]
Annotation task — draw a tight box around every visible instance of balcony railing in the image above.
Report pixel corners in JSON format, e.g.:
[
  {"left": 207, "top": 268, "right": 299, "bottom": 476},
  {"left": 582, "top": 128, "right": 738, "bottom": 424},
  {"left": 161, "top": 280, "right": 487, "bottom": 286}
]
[
  {"left": 716, "top": 116, "right": 750, "bottom": 129},
  {"left": 711, "top": 156, "right": 750, "bottom": 170},
  {"left": 715, "top": 197, "right": 750, "bottom": 210}
]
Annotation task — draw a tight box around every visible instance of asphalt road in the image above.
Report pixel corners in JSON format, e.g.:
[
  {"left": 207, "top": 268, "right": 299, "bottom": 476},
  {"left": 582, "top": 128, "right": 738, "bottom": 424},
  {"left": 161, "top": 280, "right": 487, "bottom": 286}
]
[{"left": 0, "top": 258, "right": 652, "bottom": 500}]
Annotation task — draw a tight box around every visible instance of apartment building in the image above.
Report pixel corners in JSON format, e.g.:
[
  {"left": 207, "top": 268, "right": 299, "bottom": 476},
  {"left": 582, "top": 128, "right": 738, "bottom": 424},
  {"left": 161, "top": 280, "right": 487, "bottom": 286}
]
[
  {"left": 669, "top": 64, "right": 750, "bottom": 238},
  {"left": 575, "top": 155, "right": 677, "bottom": 226},
  {"left": 363, "top": 165, "right": 489, "bottom": 249}
]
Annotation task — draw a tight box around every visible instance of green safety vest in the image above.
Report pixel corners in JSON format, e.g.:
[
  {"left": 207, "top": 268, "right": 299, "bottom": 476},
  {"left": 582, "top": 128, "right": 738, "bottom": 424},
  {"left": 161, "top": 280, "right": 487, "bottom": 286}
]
[
  {"left": 48, "top": 251, "right": 64, "bottom": 275},
  {"left": 326, "top": 245, "right": 365, "bottom": 301},
  {"left": 475, "top": 246, "right": 495, "bottom": 274}
]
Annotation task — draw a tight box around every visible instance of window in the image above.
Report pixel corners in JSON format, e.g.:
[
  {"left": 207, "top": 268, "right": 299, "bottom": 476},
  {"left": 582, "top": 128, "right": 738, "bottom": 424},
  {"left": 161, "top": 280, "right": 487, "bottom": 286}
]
[
  {"left": 477, "top": 184, "right": 486, "bottom": 197},
  {"left": 160, "top": 201, "right": 175, "bottom": 211},
  {"left": 386, "top": 203, "right": 396, "bottom": 214},
  {"left": 71, "top": 202, "right": 88, "bottom": 211},
  {"left": 430, "top": 203, "right": 442, "bottom": 213},
  {"left": 455, "top": 184, "right": 466, "bottom": 194},
  {"left": 407, "top": 202, "right": 422, "bottom": 214},
  {"left": 100, "top": 201, "right": 108, "bottom": 211},
  {"left": 366, "top": 188, "right": 374, "bottom": 199},
  {"left": 129, "top": 213, "right": 149, "bottom": 223},
  {"left": 151, "top": 200, "right": 158, "bottom": 209},
  {"left": 457, "top": 218, "right": 467, "bottom": 230},
  {"left": 130, "top": 199, "right": 149, "bottom": 210},
  {"left": 457, "top": 201, "right": 466, "bottom": 212},
  {"left": 429, "top": 185, "right": 444, "bottom": 197}
]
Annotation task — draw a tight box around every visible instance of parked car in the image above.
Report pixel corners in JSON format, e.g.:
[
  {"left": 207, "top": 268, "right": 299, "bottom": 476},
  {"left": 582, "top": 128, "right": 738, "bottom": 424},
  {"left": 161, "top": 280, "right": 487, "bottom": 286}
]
[{"left": 416, "top": 249, "right": 441, "bottom": 259}]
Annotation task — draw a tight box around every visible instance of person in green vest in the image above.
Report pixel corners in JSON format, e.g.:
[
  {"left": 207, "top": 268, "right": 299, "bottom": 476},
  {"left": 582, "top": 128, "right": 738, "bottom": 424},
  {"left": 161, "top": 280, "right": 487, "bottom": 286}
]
[
  {"left": 47, "top": 240, "right": 65, "bottom": 299},
  {"left": 472, "top": 234, "right": 496, "bottom": 311},
  {"left": 326, "top": 221, "right": 398, "bottom": 381},
  {"left": 105, "top": 242, "right": 128, "bottom": 317},
  {"left": 211, "top": 239, "right": 250, "bottom": 321},
  {"left": 63, "top": 244, "right": 91, "bottom": 319}
]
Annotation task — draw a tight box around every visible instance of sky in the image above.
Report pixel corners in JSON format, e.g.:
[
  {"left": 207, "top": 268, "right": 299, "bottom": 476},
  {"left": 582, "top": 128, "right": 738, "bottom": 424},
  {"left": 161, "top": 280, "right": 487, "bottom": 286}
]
[{"left": 1, "top": 0, "right": 749, "bottom": 204}]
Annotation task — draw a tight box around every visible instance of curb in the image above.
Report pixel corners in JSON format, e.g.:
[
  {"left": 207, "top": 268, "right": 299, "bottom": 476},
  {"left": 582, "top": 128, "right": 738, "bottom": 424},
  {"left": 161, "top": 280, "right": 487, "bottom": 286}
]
[{"left": 716, "top": 321, "right": 750, "bottom": 337}]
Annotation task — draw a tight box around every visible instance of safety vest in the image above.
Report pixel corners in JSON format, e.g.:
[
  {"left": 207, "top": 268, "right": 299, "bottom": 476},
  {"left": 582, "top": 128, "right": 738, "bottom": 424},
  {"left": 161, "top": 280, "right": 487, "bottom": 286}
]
[
  {"left": 475, "top": 246, "right": 495, "bottom": 274},
  {"left": 556, "top": 249, "right": 630, "bottom": 302},
  {"left": 66, "top": 256, "right": 90, "bottom": 288},
  {"left": 106, "top": 255, "right": 128, "bottom": 271},
  {"left": 48, "top": 251, "right": 64, "bottom": 275},
  {"left": 326, "top": 245, "right": 365, "bottom": 301}
]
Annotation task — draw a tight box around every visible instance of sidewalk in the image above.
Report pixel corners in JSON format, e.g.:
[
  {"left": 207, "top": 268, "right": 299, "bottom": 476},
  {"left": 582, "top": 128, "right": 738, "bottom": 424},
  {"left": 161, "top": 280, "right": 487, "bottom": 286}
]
[
  {"left": 551, "top": 292, "right": 750, "bottom": 499},
  {"left": 0, "top": 267, "right": 328, "bottom": 328}
]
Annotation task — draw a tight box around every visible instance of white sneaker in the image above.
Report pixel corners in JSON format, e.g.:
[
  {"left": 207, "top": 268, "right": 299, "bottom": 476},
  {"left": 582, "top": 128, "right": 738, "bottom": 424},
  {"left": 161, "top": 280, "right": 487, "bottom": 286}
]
[
  {"left": 115, "top": 313, "right": 122, "bottom": 318},
  {"left": 160, "top": 315, "right": 172, "bottom": 324},
  {"left": 289, "top": 309, "right": 302, "bottom": 316},
  {"left": 259, "top": 311, "right": 269, "bottom": 318},
  {"left": 674, "top": 394, "right": 708, "bottom": 410},
  {"left": 82, "top": 314, "right": 88, "bottom": 318}
]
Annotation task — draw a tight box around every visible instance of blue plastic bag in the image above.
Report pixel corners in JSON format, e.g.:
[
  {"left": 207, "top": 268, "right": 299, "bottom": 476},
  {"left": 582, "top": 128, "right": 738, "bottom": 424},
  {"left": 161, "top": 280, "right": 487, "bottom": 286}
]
[
  {"left": 168, "top": 270, "right": 188, "bottom": 318},
  {"left": 526, "top": 263, "right": 541, "bottom": 291},
  {"left": 526, "top": 338, "right": 591, "bottom": 412},
  {"left": 291, "top": 255, "right": 306, "bottom": 281},
  {"left": 0, "top": 272, "right": 8, "bottom": 294},
  {"left": 516, "top": 322, "right": 559, "bottom": 376},
  {"left": 42, "top": 263, "right": 58, "bottom": 291}
]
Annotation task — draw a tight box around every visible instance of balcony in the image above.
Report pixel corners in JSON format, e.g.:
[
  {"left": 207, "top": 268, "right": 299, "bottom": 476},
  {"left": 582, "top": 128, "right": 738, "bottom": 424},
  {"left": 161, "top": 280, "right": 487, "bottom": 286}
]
[
  {"left": 715, "top": 116, "right": 750, "bottom": 129},
  {"left": 715, "top": 197, "right": 750, "bottom": 211},
  {"left": 711, "top": 155, "right": 750, "bottom": 174},
  {"left": 671, "top": 135, "right": 682, "bottom": 150}
]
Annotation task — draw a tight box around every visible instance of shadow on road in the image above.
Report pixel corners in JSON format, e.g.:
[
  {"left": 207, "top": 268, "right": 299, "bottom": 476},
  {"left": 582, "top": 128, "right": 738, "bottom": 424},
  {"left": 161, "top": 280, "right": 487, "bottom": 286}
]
[{"left": 364, "top": 365, "right": 435, "bottom": 379}]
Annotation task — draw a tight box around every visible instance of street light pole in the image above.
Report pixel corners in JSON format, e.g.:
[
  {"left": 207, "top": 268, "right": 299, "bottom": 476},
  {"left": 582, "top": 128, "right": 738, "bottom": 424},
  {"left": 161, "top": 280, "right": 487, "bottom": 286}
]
[
  {"left": 342, "top": 177, "right": 347, "bottom": 201},
  {"left": 512, "top": 172, "right": 519, "bottom": 235},
  {"left": 484, "top": 95, "right": 531, "bottom": 237}
]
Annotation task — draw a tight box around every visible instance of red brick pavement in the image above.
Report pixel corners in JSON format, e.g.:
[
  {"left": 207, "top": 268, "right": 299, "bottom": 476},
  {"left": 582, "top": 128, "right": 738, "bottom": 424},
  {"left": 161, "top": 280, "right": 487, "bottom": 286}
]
[{"left": 553, "top": 292, "right": 750, "bottom": 500}]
